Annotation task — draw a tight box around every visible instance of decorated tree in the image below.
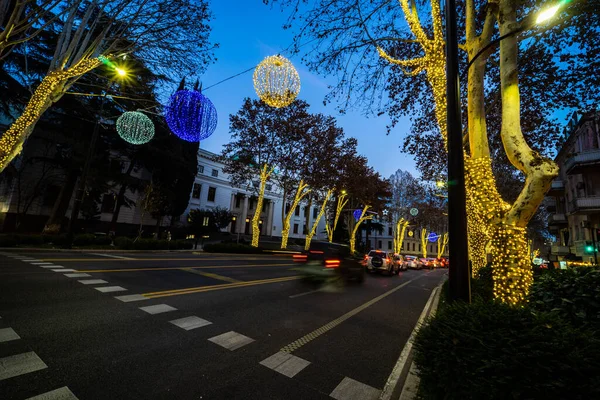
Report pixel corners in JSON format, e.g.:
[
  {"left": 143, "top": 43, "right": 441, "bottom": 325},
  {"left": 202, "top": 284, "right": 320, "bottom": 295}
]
[
  {"left": 267, "top": 0, "right": 599, "bottom": 303},
  {"left": 388, "top": 169, "right": 421, "bottom": 253}
]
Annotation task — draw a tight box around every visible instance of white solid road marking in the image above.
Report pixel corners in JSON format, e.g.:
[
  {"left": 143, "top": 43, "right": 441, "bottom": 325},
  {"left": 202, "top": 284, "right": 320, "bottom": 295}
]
[
  {"left": 0, "top": 351, "right": 48, "bottom": 381},
  {"left": 114, "top": 294, "right": 148, "bottom": 303},
  {"left": 78, "top": 279, "right": 108, "bottom": 285},
  {"left": 52, "top": 269, "right": 76, "bottom": 272},
  {"left": 0, "top": 328, "right": 21, "bottom": 343},
  {"left": 289, "top": 289, "right": 322, "bottom": 299},
  {"left": 330, "top": 377, "right": 381, "bottom": 400},
  {"left": 139, "top": 304, "right": 177, "bottom": 315},
  {"left": 64, "top": 273, "right": 91, "bottom": 278},
  {"left": 169, "top": 316, "right": 212, "bottom": 331},
  {"left": 26, "top": 386, "right": 79, "bottom": 400},
  {"left": 208, "top": 331, "right": 255, "bottom": 351},
  {"left": 88, "top": 253, "right": 133, "bottom": 260},
  {"left": 260, "top": 351, "right": 311, "bottom": 378},
  {"left": 95, "top": 286, "right": 127, "bottom": 293}
]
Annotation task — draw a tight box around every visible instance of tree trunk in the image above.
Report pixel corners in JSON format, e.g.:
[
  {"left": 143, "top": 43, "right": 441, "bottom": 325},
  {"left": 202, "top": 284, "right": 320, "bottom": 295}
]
[
  {"left": 305, "top": 189, "right": 332, "bottom": 250},
  {"left": 43, "top": 169, "right": 78, "bottom": 234},
  {"left": 252, "top": 164, "right": 273, "bottom": 247},
  {"left": 349, "top": 205, "right": 371, "bottom": 254},
  {"left": 0, "top": 58, "right": 101, "bottom": 173},
  {"left": 280, "top": 179, "right": 310, "bottom": 249},
  {"left": 110, "top": 159, "right": 136, "bottom": 233}
]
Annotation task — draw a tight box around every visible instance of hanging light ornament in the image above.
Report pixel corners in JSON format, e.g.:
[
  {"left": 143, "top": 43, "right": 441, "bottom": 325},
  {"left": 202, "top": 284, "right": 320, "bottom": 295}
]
[
  {"left": 253, "top": 55, "right": 300, "bottom": 108},
  {"left": 116, "top": 111, "right": 155, "bottom": 145},
  {"left": 165, "top": 89, "right": 217, "bottom": 142}
]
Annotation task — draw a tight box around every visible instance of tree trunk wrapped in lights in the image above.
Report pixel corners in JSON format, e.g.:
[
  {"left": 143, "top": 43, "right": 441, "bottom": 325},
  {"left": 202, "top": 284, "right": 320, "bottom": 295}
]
[
  {"left": 349, "top": 205, "right": 372, "bottom": 254},
  {"left": 325, "top": 191, "right": 348, "bottom": 243},
  {"left": 0, "top": 57, "right": 102, "bottom": 173},
  {"left": 280, "top": 179, "right": 310, "bottom": 249},
  {"left": 393, "top": 218, "right": 409, "bottom": 254},
  {"left": 305, "top": 189, "right": 333, "bottom": 250},
  {"left": 251, "top": 164, "right": 274, "bottom": 248},
  {"left": 421, "top": 228, "right": 428, "bottom": 258},
  {"left": 437, "top": 232, "right": 448, "bottom": 259}
]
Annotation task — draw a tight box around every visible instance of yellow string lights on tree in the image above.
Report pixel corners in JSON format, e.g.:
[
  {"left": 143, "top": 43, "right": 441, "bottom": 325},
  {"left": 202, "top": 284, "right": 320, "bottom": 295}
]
[
  {"left": 326, "top": 191, "right": 348, "bottom": 243},
  {"left": 421, "top": 228, "right": 428, "bottom": 258},
  {"left": 281, "top": 179, "right": 310, "bottom": 249},
  {"left": 253, "top": 55, "right": 301, "bottom": 108},
  {"left": 350, "top": 205, "right": 372, "bottom": 254},
  {"left": 251, "top": 164, "right": 275, "bottom": 248}
]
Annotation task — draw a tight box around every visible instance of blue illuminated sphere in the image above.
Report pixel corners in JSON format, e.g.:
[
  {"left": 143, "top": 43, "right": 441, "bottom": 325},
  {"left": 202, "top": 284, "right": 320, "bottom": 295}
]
[
  {"left": 353, "top": 209, "right": 362, "bottom": 221},
  {"left": 165, "top": 89, "right": 217, "bottom": 142},
  {"left": 428, "top": 232, "right": 439, "bottom": 242}
]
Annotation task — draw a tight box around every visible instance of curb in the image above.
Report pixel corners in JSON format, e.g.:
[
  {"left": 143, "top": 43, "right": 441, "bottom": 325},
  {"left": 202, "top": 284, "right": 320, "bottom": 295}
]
[{"left": 379, "top": 277, "right": 446, "bottom": 400}]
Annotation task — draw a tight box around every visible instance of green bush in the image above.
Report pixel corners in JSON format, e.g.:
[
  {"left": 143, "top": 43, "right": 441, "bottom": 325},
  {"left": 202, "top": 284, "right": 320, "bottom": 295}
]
[
  {"left": 471, "top": 264, "right": 494, "bottom": 302},
  {"left": 0, "top": 235, "right": 18, "bottom": 247},
  {"left": 73, "top": 234, "right": 96, "bottom": 246},
  {"left": 529, "top": 267, "right": 600, "bottom": 329},
  {"left": 114, "top": 237, "right": 133, "bottom": 249},
  {"left": 93, "top": 236, "right": 112, "bottom": 246},
  {"left": 413, "top": 301, "right": 600, "bottom": 400},
  {"left": 203, "top": 243, "right": 264, "bottom": 254},
  {"left": 16, "top": 234, "right": 45, "bottom": 245}
]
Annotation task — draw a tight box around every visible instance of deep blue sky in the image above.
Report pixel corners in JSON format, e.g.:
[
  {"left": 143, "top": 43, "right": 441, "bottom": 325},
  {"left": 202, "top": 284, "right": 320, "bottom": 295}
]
[{"left": 196, "top": 0, "right": 418, "bottom": 179}]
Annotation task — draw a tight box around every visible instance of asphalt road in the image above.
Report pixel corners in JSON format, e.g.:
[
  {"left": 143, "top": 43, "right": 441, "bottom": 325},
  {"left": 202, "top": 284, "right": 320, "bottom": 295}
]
[{"left": 0, "top": 250, "right": 446, "bottom": 400}]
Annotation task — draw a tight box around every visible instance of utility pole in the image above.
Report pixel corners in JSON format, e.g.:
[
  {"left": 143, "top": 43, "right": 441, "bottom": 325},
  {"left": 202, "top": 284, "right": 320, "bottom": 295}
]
[{"left": 445, "top": 0, "right": 471, "bottom": 302}]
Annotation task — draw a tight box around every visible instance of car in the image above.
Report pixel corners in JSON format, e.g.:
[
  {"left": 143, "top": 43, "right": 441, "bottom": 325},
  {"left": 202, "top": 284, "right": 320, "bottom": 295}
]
[
  {"left": 436, "top": 258, "right": 448, "bottom": 268},
  {"left": 292, "top": 242, "right": 365, "bottom": 283},
  {"left": 404, "top": 255, "right": 422, "bottom": 270},
  {"left": 364, "top": 250, "right": 398, "bottom": 275},
  {"left": 421, "top": 258, "right": 440, "bottom": 269},
  {"left": 393, "top": 253, "right": 407, "bottom": 271}
]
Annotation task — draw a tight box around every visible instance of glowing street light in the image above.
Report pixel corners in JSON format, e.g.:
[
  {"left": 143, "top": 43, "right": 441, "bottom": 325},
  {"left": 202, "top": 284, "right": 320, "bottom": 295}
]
[
  {"left": 536, "top": 5, "right": 560, "bottom": 24},
  {"left": 115, "top": 67, "right": 128, "bottom": 77}
]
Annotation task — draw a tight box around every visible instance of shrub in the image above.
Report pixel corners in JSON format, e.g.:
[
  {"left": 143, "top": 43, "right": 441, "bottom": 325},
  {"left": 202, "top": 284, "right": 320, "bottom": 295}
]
[
  {"left": 0, "top": 235, "right": 18, "bottom": 247},
  {"left": 16, "top": 234, "right": 45, "bottom": 245},
  {"left": 94, "top": 236, "right": 112, "bottom": 246},
  {"left": 529, "top": 267, "right": 600, "bottom": 329},
  {"left": 114, "top": 237, "right": 133, "bottom": 250},
  {"left": 471, "top": 264, "right": 494, "bottom": 302},
  {"left": 413, "top": 301, "right": 600, "bottom": 400},
  {"left": 73, "top": 234, "right": 96, "bottom": 246},
  {"left": 203, "top": 243, "right": 264, "bottom": 254}
]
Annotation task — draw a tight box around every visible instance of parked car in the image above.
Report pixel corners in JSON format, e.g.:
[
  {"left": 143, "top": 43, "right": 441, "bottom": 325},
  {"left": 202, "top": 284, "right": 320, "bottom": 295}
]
[
  {"left": 422, "top": 258, "right": 440, "bottom": 269},
  {"left": 293, "top": 242, "right": 365, "bottom": 283},
  {"left": 393, "top": 254, "right": 407, "bottom": 271},
  {"left": 436, "top": 258, "right": 448, "bottom": 268},
  {"left": 404, "top": 255, "right": 422, "bottom": 270},
  {"left": 365, "top": 250, "right": 398, "bottom": 275}
]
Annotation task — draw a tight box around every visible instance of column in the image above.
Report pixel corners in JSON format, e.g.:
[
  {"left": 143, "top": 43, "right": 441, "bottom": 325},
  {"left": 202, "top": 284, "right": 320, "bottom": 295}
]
[{"left": 239, "top": 195, "right": 249, "bottom": 234}]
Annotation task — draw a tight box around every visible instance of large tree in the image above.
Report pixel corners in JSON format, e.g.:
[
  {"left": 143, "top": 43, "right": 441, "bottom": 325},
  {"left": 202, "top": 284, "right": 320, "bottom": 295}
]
[{"left": 268, "top": 0, "right": 600, "bottom": 303}]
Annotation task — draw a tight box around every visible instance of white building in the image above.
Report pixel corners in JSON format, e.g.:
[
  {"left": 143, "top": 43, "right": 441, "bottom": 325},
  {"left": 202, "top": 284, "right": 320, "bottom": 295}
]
[{"left": 185, "top": 148, "right": 327, "bottom": 241}]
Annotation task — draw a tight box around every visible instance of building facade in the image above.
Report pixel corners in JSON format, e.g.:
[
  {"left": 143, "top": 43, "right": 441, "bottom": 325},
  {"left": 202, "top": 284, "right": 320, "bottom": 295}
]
[
  {"left": 184, "top": 148, "right": 327, "bottom": 242},
  {"left": 546, "top": 110, "right": 600, "bottom": 263}
]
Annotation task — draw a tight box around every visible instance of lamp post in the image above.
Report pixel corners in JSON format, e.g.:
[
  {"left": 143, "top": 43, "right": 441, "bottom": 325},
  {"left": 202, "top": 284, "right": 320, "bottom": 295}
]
[{"left": 66, "top": 67, "right": 128, "bottom": 247}]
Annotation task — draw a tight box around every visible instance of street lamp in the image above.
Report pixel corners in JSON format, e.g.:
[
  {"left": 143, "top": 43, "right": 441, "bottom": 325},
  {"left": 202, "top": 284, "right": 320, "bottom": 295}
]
[{"left": 65, "top": 64, "right": 129, "bottom": 247}]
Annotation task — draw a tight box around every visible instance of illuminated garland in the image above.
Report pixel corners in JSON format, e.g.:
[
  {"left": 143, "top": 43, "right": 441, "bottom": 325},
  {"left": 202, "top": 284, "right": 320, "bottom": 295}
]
[
  {"left": 437, "top": 232, "right": 449, "bottom": 258},
  {"left": 253, "top": 55, "right": 300, "bottom": 108},
  {"left": 350, "top": 205, "right": 372, "bottom": 254},
  {"left": 421, "top": 228, "right": 428, "bottom": 258},
  {"left": 305, "top": 189, "right": 333, "bottom": 250},
  {"left": 0, "top": 57, "right": 102, "bottom": 172},
  {"left": 281, "top": 179, "right": 311, "bottom": 249},
  {"left": 165, "top": 89, "right": 217, "bottom": 142},
  {"left": 326, "top": 191, "right": 348, "bottom": 242},
  {"left": 394, "top": 218, "right": 409, "bottom": 253},
  {"left": 116, "top": 111, "right": 155, "bottom": 145},
  {"left": 251, "top": 164, "right": 274, "bottom": 247}
]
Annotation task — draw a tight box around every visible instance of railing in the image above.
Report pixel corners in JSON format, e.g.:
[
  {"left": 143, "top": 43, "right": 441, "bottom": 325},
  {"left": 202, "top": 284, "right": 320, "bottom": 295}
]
[
  {"left": 572, "top": 197, "right": 600, "bottom": 211},
  {"left": 564, "top": 149, "right": 600, "bottom": 174},
  {"left": 551, "top": 180, "right": 564, "bottom": 190},
  {"left": 549, "top": 213, "right": 567, "bottom": 224}
]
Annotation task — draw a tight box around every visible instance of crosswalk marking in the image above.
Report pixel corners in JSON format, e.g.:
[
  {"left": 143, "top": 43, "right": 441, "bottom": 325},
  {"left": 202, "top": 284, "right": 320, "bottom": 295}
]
[
  {"left": 139, "top": 304, "right": 177, "bottom": 314},
  {"left": 78, "top": 279, "right": 107, "bottom": 285},
  {"left": 330, "top": 377, "right": 381, "bottom": 400},
  {"left": 0, "top": 352, "right": 47, "bottom": 381},
  {"left": 114, "top": 294, "right": 148, "bottom": 303},
  {"left": 26, "top": 386, "right": 79, "bottom": 400},
  {"left": 0, "top": 328, "right": 21, "bottom": 343},
  {"left": 52, "top": 269, "right": 76, "bottom": 272},
  {"left": 260, "top": 352, "right": 311, "bottom": 378},
  {"left": 95, "top": 286, "right": 127, "bottom": 293},
  {"left": 208, "top": 331, "right": 254, "bottom": 351},
  {"left": 169, "top": 316, "right": 212, "bottom": 330}
]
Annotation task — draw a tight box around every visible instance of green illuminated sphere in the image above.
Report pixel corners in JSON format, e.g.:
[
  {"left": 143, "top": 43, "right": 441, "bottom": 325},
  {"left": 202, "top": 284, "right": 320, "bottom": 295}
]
[{"left": 116, "top": 111, "right": 155, "bottom": 145}]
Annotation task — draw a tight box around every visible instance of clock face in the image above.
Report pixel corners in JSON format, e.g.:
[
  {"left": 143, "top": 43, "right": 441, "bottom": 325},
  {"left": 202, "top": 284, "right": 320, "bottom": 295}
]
[
  {"left": 408, "top": 231, "right": 414, "bottom": 237},
  {"left": 410, "top": 208, "right": 418, "bottom": 216}
]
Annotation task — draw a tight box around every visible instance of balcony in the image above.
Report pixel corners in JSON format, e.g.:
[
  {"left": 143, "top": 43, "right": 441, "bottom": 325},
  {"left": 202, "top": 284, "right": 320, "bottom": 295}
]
[
  {"left": 548, "top": 213, "right": 567, "bottom": 226},
  {"left": 551, "top": 245, "right": 571, "bottom": 256},
  {"left": 544, "top": 197, "right": 556, "bottom": 212},
  {"left": 547, "top": 179, "right": 565, "bottom": 195},
  {"left": 570, "top": 197, "right": 600, "bottom": 214},
  {"left": 564, "top": 149, "right": 600, "bottom": 175}
]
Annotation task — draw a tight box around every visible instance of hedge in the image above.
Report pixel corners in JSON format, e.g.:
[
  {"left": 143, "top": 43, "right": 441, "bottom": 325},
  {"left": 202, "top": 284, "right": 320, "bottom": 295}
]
[
  {"left": 202, "top": 243, "right": 264, "bottom": 254},
  {"left": 413, "top": 300, "right": 600, "bottom": 400},
  {"left": 113, "top": 237, "right": 193, "bottom": 250}
]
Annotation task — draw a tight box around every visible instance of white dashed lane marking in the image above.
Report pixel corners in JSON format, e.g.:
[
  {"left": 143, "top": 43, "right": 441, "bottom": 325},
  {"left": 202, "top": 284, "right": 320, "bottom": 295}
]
[
  {"left": 0, "top": 328, "right": 21, "bottom": 343},
  {"left": 30, "top": 262, "right": 52, "bottom": 265},
  {"left": 78, "top": 279, "right": 108, "bottom": 285},
  {"left": 0, "top": 352, "right": 48, "bottom": 381},
  {"left": 26, "top": 386, "right": 79, "bottom": 400},
  {"left": 40, "top": 266, "right": 59, "bottom": 269},
  {"left": 95, "top": 286, "right": 127, "bottom": 293},
  {"left": 52, "top": 269, "right": 76, "bottom": 272},
  {"left": 139, "top": 304, "right": 177, "bottom": 314},
  {"left": 64, "top": 273, "right": 91, "bottom": 278},
  {"left": 208, "top": 331, "right": 255, "bottom": 351},
  {"left": 169, "top": 316, "right": 212, "bottom": 330},
  {"left": 114, "top": 294, "right": 148, "bottom": 303},
  {"left": 260, "top": 351, "right": 311, "bottom": 378},
  {"left": 329, "top": 377, "right": 381, "bottom": 400}
]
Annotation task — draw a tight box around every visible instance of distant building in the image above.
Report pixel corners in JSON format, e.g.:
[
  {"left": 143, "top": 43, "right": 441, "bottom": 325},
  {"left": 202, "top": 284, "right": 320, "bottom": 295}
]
[{"left": 546, "top": 110, "right": 600, "bottom": 263}]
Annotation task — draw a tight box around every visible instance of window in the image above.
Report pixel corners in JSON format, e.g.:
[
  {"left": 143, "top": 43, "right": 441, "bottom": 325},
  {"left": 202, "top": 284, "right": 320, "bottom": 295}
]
[
  {"left": 387, "top": 241, "right": 392, "bottom": 250},
  {"left": 418, "top": 243, "right": 421, "bottom": 251},
  {"left": 198, "top": 165, "right": 204, "bottom": 174},
  {"left": 266, "top": 184, "right": 272, "bottom": 191},
  {"left": 378, "top": 240, "right": 382, "bottom": 249},
  {"left": 285, "top": 203, "right": 291, "bottom": 214},
  {"left": 207, "top": 187, "right": 216, "bottom": 202},
  {"left": 192, "top": 183, "right": 201, "bottom": 199},
  {"left": 101, "top": 194, "right": 115, "bottom": 213},
  {"left": 235, "top": 195, "right": 242, "bottom": 208},
  {"left": 293, "top": 224, "right": 299, "bottom": 234},
  {"left": 412, "top": 243, "right": 415, "bottom": 251},
  {"left": 262, "top": 200, "right": 267, "bottom": 212},
  {"left": 302, "top": 225, "right": 307, "bottom": 234},
  {"left": 388, "top": 227, "right": 392, "bottom": 236},
  {"left": 295, "top": 206, "right": 300, "bottom": 216},
  {"left": 313, "top": 207, "right": 318, "bottom": 219},
  {"left": 211, "top": 169, "right": 218, "bottom": 177},
  {"left": 249, "top": 199, "right": 255, "bottom": 210},
  {"left": 42, "top": 185, "right": 60, "bottom": 206},
  {"left": 202, "top": 216, "right": 209, "bottom": 226}
]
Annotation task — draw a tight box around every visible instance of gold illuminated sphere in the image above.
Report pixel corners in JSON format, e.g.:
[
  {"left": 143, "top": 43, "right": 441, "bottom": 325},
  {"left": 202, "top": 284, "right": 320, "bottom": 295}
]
[{"left": 253, "top": 55, "right": 300, "bottom": 108}]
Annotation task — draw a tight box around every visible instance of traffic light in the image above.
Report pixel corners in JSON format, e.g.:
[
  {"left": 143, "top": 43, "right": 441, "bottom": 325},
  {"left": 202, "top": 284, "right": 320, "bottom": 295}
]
[{"left": 585, "top": 242, "right": 595, "bottom": 254}]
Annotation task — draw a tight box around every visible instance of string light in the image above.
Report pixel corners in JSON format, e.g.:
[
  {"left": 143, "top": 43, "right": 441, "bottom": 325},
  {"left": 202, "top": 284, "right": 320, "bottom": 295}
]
[
  {"left": 350, "top": 205, "right": 372, "bottom": 254},
  {"left": 326, "top": 191, "right": 348, "bottom": 243},
  {"left": 253, "top": 55, "right": 300, "bottom": 108},
  {"left": 0, "top": 57, "right": 102, "bottom": 173},
  {"left": 165, "top": 89, "right": 217, "bottom": 142},
  {"left": 421, "top": 228, "right": 428, "bottom": 258},
  {"left": 437, "top": 232, "right": 449, "bottom": 258},
  {"left": 394, "top": 218, "right": 409, "bottom": 253},
  {"left": 281, "top": 179, "right": 311, "bottom": 249},
  {"left": 305, "top": 189, "right": 333, "bottom": 250},
  {"left": 251, "top": 164, "right": 275, "bottom": 248},
  {"left": 116, "top": 111, "right": 155, "bottom": 145}
]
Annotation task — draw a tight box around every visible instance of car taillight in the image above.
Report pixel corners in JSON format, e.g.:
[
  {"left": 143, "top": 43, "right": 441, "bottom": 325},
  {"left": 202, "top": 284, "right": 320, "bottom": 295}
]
[
  {"left": 309, "top": 250, "right": 324, "bottom": 254},
  {"left": 293, "top": 254, "right": 307, "bottom": 262},
  {"left": 325, "top": 259, "right": 340, "bottom": 268},
  {"left": 364, "top": 255, "right": 368, "bottom": 260},
  {"left": 386, "top": 257, "right": 391, "bottom": 262}
]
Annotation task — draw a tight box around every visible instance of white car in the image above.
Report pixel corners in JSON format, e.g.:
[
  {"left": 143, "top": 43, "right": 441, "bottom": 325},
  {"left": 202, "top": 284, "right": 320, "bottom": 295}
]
[
  {"left": 404, "top": 255, "right": 422, "bottom": 270},
  {"left": 365, "top": 250, "right": 398, "bottom": 275}
]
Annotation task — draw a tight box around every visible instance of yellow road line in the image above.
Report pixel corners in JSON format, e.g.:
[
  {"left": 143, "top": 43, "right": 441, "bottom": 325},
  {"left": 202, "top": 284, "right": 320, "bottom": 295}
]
[
  {"left": 143, "top": 275, "right": 302, "bottom": 299},
  {"left": 280, "top": 272, "right": 431, "bottom": 353},
  {"left": 180, "top": 268, "right": 241, "bottom": 283},
  {"left": 75, "top": 263, "right": 294, "bottom": 273}
]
